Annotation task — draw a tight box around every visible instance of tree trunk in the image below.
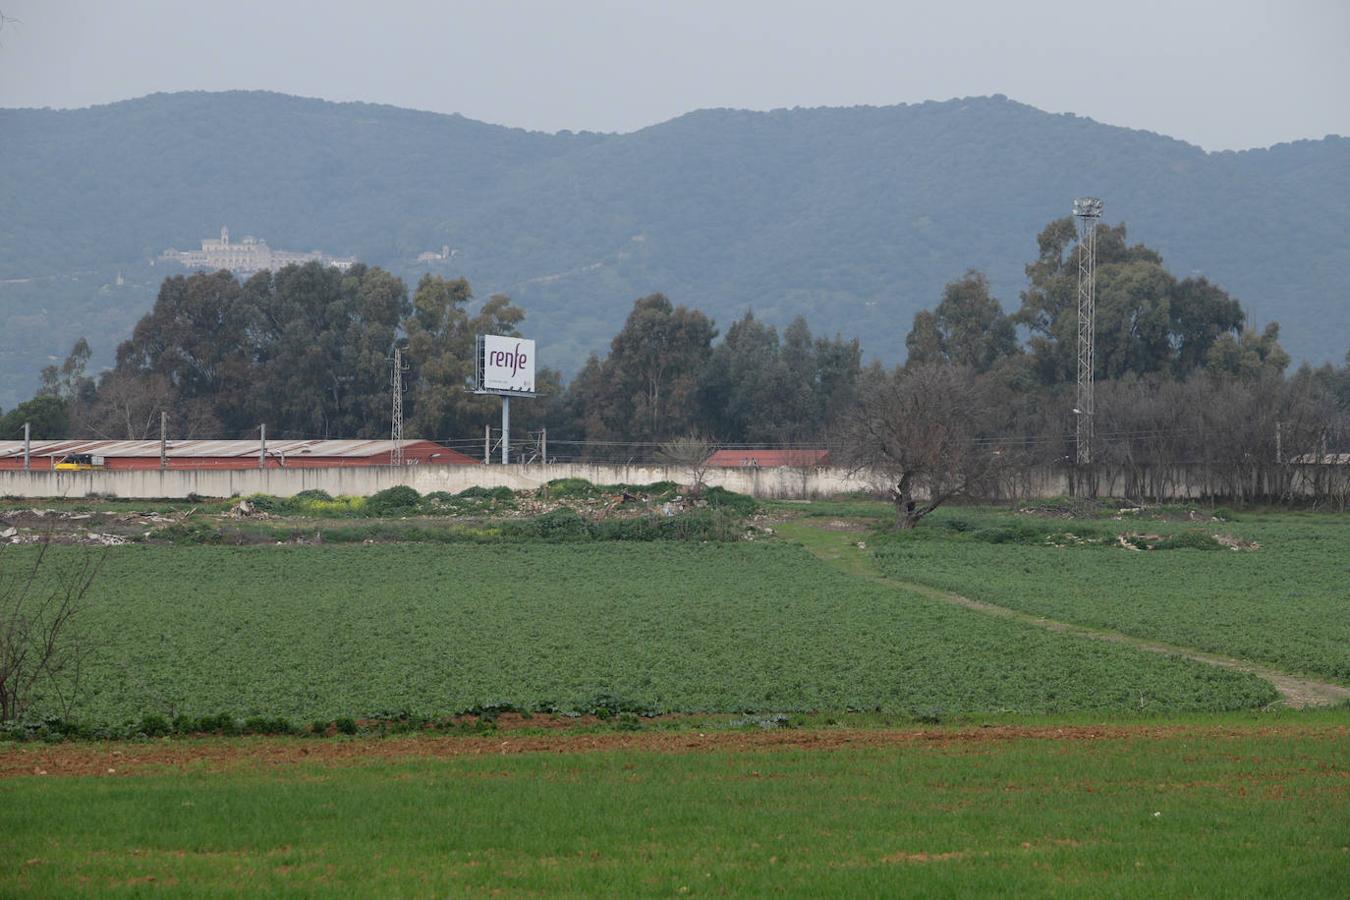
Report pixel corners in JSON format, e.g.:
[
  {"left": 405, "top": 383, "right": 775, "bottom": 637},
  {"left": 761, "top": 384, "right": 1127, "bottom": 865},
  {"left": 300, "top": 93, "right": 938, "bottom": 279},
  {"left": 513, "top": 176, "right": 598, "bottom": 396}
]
[{"left": 890, "top": 473, "right": 921, "bottom": 530}]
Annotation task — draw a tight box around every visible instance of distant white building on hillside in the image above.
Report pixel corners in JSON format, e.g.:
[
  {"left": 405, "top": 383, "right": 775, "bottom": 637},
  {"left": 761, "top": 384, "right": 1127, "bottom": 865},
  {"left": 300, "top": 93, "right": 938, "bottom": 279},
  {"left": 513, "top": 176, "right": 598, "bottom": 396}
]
[
  {"left": 417, "top": 245, "right": 453, "bottom": 263},
  {"left": 161, "top": 227, "right": 357, "bottom": 275}
]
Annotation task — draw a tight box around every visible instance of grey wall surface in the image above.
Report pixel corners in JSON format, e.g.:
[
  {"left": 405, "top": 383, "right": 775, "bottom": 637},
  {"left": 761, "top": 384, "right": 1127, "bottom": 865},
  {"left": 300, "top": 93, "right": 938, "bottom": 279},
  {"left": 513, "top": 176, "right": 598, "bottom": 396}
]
[
  {"left": 0, "top": 464, "right": 876, "bottom": 501},
  {"left": 1, "top": 463, "right": 1341, "bottom": 502}
]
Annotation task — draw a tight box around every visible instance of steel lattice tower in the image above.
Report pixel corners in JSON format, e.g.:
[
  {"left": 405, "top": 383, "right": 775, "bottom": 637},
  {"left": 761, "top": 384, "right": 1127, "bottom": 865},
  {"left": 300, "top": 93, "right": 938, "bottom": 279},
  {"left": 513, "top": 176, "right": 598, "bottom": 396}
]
[
  {"left": 390, "top": 345, "right": 409, "bottom": 467},
  {"left": 1073, "top": 197, "right": 1103, "bottom": 465}
]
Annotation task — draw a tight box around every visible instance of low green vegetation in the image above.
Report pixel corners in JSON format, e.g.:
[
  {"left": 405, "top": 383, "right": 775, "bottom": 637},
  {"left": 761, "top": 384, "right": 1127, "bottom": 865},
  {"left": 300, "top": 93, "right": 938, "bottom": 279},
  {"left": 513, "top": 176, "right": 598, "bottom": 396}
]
[
  {"left": 147, "top": 492, "right": 751, "bottom": 548},
  {"left": 4, "top": 498, "right": 1345, "bottom": 898},
  {"left": 871, "top": 506, "right": 1350, "bottom": 682},
  {"left": 0, "top": 496, "right": 230, "bottom": 514},
  {"left": 763, "top": 496, "right": 894, "bottom": 519},
  {"left": 12, "top": 540, "right": 1278, "bottom": 730},
  {"left": 234, "top": 480, "right": 728, "bottom": 520},
  {"left": 155, "top": 517, "right": 748, "bottom": 547},
  {"left": 242, "top": 485, "right": 515, "bottom": 518},
  {"left": 3, "top": 723, "right": 1346, "bottom": 895},
  {"left": 0, "top": 481, "right": 756, "bottom": 548},
  {"left": 495, "top": 507, "right": 744, "bottom": 542},
  {"left": 541, "top": 478, "right": 676, "bottom": 500}
]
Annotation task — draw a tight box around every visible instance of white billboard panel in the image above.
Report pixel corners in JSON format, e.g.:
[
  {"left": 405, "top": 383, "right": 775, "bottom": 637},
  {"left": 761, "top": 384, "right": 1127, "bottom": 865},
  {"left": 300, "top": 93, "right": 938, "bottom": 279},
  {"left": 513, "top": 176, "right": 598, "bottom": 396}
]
[{"left": 478, "top": 335, "right": 536, "bottom": 394}]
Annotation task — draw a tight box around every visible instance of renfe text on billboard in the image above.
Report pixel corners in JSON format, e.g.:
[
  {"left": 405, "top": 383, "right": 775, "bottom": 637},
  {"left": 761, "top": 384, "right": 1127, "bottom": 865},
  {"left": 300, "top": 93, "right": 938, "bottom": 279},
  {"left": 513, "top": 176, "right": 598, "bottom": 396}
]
[{"left": 477, "top": 335, "right": 536, "bottom": 394}]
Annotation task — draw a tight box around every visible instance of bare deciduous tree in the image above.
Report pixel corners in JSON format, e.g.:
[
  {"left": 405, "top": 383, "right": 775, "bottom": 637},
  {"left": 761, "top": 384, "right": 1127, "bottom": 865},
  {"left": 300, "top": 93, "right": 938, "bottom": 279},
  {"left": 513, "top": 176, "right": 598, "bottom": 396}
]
[
  {"left": 75, "top": 370, "right": 174, "bottom": 440},
  {"left": 839, "top": 364, "right": 1004, "bottom": 529},
  {"left": 657, "top": 435, "right": 714, "bottom": 498},
  {"left": 0, "top": 538, "right": 103, "bottom": 723}
]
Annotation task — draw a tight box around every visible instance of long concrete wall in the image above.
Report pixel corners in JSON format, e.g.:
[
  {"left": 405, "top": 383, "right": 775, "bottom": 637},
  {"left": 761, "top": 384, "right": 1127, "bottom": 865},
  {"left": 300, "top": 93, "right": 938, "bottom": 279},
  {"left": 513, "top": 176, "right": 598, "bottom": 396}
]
[
  {"left": 2, "top": 463, "right": 1342, "bottom": 503},
  {"left": 0, "top": 463, "right": 876, "bottom": 501}
]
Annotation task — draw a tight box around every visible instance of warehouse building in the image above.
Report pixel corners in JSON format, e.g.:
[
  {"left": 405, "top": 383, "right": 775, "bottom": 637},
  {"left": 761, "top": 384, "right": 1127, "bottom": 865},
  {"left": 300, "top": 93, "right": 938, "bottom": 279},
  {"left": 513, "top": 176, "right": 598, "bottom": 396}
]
[{"left": 0, "top": 439, "right": 477, "bottom": 471}]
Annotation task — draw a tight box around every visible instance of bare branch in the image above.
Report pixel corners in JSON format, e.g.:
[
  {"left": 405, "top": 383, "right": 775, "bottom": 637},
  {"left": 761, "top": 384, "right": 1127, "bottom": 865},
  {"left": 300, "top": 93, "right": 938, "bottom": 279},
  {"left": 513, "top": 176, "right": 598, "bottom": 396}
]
[
  {"left": 0, "top": 530, "right": 105, "bottom": 723},
  {"left": 657, "top": 434, "right": 715, "bottom": 498},
  {"left": 837, "top": 363, "right": 1007, "bottom": 529}
]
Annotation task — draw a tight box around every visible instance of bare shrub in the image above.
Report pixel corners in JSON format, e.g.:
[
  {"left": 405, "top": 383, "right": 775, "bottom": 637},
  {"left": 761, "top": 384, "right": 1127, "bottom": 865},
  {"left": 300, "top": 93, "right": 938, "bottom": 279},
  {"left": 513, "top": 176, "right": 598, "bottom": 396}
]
[
  {"left": 0, "top": 538, "right": 103, "bottom": 723},
  {"left": 657, "top": 435, "right": 714, "bottom": 498}
]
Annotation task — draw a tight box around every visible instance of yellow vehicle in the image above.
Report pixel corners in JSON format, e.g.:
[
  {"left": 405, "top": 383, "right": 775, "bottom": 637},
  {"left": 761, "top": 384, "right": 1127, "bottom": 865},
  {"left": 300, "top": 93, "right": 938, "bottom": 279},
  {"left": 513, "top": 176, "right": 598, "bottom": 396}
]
[{"left": 54, "top": 453, "right": 105, "bottom": 471}]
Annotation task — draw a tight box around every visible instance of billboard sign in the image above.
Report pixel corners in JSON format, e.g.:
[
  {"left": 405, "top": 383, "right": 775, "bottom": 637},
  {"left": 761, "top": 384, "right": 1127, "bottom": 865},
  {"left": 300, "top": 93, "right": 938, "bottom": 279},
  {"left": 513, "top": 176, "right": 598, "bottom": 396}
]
[{"left": 476, "top": 335, "right": 536, "bottom": 394}]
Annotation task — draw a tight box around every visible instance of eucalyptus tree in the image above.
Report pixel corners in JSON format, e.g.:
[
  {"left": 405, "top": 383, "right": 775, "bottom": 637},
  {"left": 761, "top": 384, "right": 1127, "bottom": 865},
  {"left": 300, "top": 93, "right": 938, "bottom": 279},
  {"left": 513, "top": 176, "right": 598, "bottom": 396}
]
[
  {"left": 904, "top": 270, "right": 1018, "bottom": 373},
  {"left": 402, "top": 275, "right": 527, "bottom": 440}
]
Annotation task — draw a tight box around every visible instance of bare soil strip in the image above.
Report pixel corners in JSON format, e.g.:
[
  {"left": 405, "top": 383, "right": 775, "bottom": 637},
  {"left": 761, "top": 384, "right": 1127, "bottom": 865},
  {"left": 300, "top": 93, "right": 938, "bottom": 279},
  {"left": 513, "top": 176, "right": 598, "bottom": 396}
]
[
  {"left": 780, "top": 520, "right": 1350, "bottom": 709},
  {"left": 4, "top": 723, "right": 1344, "bottom": 780}
]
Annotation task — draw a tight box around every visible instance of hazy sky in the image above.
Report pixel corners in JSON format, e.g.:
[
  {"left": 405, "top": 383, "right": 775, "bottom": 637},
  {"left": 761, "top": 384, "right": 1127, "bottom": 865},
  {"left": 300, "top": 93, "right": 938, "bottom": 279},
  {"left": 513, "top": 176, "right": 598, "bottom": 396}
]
[{"left": 1, "top": 0, "right": 1346, "bottom": 151}]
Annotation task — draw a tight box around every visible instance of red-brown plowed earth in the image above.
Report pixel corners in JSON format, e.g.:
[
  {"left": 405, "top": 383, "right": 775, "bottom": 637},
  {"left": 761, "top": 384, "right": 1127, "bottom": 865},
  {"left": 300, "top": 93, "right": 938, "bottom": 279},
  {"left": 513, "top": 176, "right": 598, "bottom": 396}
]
[{"left": 4, "top": 723, "right": 1344, "bottom": 779}]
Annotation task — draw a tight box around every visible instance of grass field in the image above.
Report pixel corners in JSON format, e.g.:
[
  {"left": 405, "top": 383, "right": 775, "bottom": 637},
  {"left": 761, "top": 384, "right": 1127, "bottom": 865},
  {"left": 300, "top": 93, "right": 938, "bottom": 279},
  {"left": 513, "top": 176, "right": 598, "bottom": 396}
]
[
  {"left": 3, "top": 718, "right": 1346, "bottom": 896},
  {"left": 4, "top": 498, "right": 1349, "bottom": 896},
  {"left": 869, "top": 509, "right": 1350, "bottom": 682},
  {"left": 21, "top": 540, "right": 1283, "bottom": 726}
]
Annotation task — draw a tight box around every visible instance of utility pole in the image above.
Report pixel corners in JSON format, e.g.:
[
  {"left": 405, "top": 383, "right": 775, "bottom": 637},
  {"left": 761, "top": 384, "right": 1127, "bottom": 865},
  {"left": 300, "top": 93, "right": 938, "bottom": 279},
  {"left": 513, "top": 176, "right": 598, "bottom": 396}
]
[
  {"left": 1073, "top": 197, "right": 1103, "bottom": 467},
  {"left": 22, "top": 422, "right": 30, "bottom": 471},
  {"left": 389, "top": 345, "right": 409, "bottom": 467},
  {"left": 160, "top": 411, "right": 168, "bottom": 471},
  {"left": 391, "top": 346, "right": 403, "bottom": 467},
  {"left": 388, "top": 348, "right": 407, "bottom": 469},
  {"left": 541, "top": 428, "right": 547, "bottom": 466},
  {"left": 259, "top": 423, "right": 267, "bottom": 470}
]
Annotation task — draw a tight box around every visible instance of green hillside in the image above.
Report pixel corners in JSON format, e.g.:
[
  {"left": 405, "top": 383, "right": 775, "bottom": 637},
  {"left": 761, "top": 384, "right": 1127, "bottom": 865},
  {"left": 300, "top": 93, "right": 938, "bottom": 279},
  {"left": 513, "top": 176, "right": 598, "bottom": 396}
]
[{"left": 1, "top": 90, "right": 1346, "bottom": 407}]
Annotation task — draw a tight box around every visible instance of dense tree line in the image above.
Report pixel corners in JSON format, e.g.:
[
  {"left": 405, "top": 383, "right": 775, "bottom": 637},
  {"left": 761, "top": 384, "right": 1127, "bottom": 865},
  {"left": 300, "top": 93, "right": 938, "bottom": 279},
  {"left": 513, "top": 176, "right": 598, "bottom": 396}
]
[
  {"left": 845, "top": 218, "right": 1348, "bottom": 525},
  {"left": 5, "top": 91, "right": 1349, "bottom": 411},
  {"left": 904, "top": 219, "right": 1292, "bottom": 384},
  {"left": 2, "top": 216, "right": 1347, "bottom": 516},
  {"left": 1, "top": 268, "right": 864, "bottom": 450},
  {"left": 842, "top": 356, "right": 1349, "bottom": 528},
  {"left": 557, "top": 295, "right": 861, "bottom": 449},
  {"left": 1, "top": 266, "right": 535, "bottom": 442}
]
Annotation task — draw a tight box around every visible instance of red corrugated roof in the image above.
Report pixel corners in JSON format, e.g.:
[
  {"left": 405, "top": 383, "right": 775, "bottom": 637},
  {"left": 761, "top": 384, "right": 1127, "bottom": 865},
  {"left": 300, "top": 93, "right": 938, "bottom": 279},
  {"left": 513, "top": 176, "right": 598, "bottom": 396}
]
[
  {"left": 0, "top": 439, "right": 478, "bottom": 467},
  {"left": 704, "top": 449, "right": 831, "bottom": 468},
  {"left": 1, "top": 439, "right": 444, "bottom": 458}
]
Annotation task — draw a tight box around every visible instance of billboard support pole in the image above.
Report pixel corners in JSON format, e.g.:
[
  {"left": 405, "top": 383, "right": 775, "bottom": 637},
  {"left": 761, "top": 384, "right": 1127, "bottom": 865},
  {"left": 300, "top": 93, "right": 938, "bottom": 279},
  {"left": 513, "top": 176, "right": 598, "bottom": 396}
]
[{"left": 474, "top": 334, "right": 535, "bottom": 466}]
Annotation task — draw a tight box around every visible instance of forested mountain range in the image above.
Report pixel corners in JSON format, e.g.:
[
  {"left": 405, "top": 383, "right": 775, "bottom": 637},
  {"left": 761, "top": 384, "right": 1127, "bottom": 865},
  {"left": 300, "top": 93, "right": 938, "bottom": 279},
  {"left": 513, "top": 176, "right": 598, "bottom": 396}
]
[{"left": 1, "top": 89, "right": 1347, "bottom": 407}]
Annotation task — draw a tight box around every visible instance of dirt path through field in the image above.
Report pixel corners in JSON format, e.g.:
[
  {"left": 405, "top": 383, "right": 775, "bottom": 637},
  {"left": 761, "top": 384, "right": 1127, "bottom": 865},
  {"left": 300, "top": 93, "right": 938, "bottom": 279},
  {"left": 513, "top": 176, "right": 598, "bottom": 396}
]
[{"left": 777, "top": 520, "right": 1350, "bottom": 709}]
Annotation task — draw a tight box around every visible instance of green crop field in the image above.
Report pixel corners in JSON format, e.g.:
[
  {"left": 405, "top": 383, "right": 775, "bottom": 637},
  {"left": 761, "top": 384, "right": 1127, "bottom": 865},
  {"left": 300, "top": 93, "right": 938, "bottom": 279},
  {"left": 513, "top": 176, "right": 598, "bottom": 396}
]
[
  {"left": 19, "top": 540, "right": 1281, "bottom": 727},
  {"left": 3, "top": 720, "right": 1346, "bottom": 896},
  {"left": 869, "top": 510, "right": 1350, "bottom": 682},
  {"left": 4, "top": 500, "right": 1349, "bottom": 897}
]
